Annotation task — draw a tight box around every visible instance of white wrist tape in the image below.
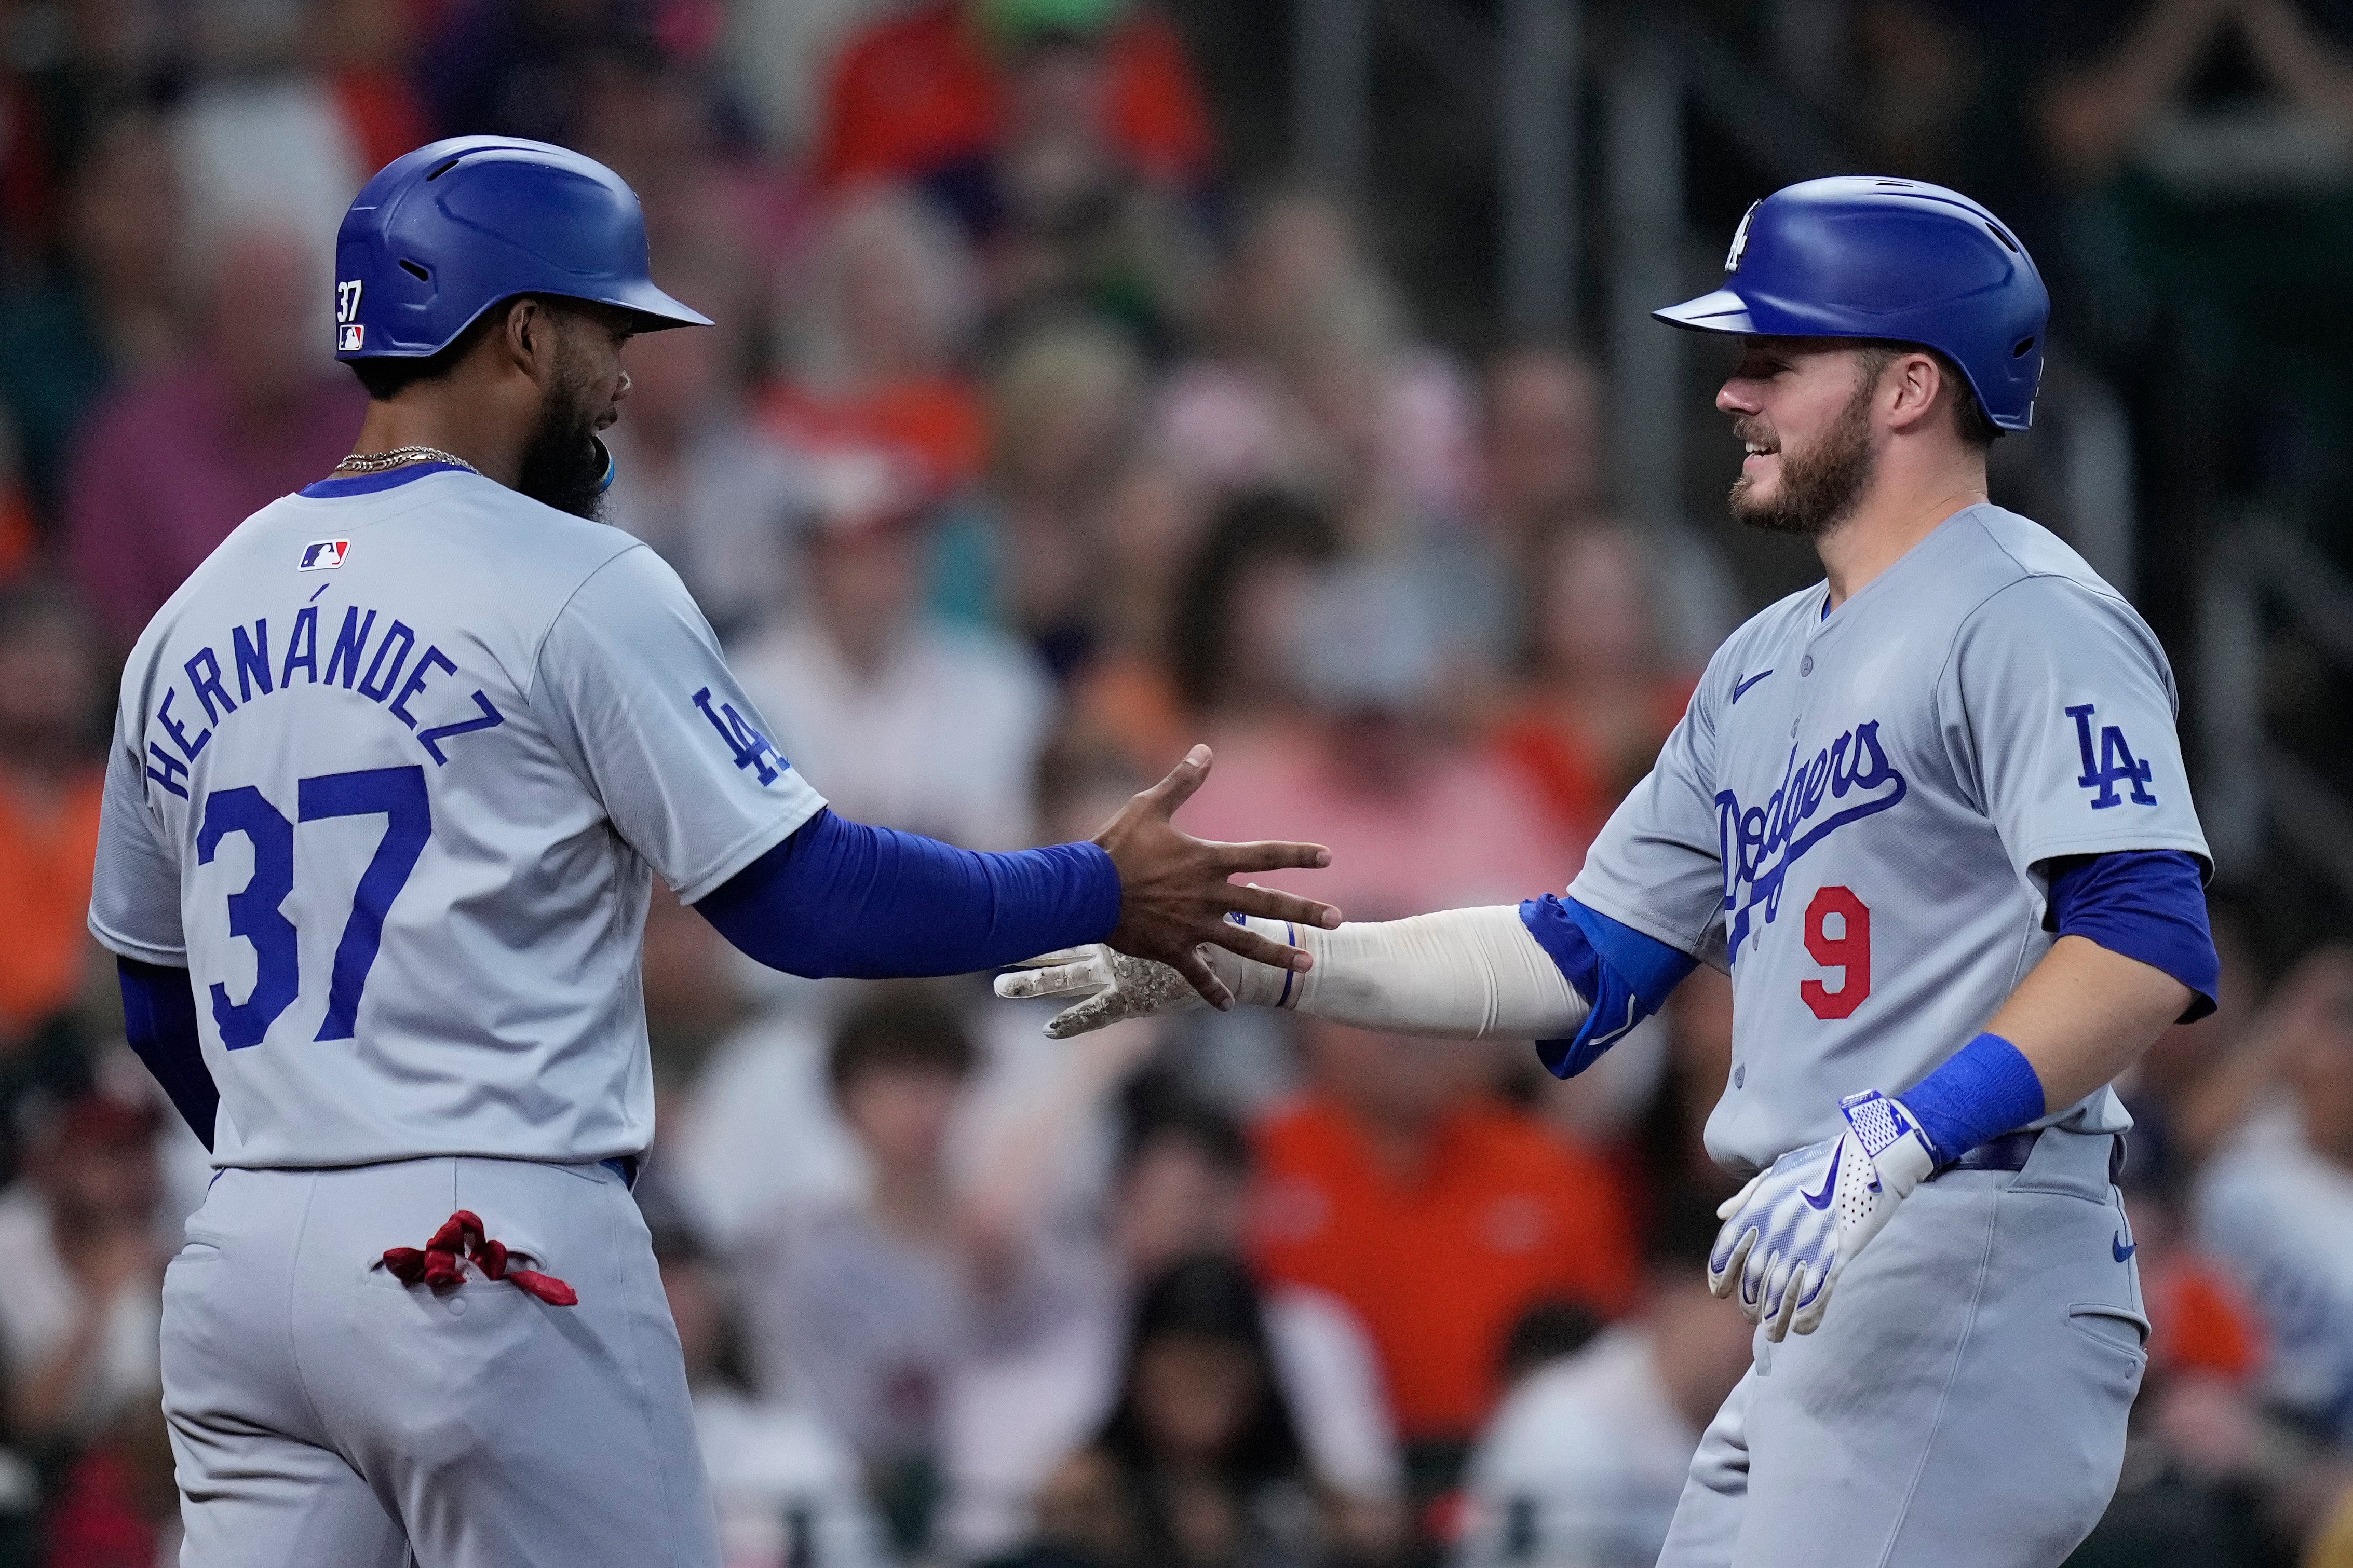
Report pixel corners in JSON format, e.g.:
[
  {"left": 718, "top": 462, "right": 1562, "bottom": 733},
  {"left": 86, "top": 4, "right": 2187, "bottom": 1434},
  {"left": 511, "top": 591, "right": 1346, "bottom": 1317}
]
[{"left": 1211, "top": 906, "right": 1592, "bottom": 1040}]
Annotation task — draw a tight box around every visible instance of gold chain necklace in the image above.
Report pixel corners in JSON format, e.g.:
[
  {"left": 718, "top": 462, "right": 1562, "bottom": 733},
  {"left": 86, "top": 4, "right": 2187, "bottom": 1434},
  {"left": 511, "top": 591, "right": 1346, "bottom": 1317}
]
[{"left": 332, "top": 445, "right": 478, "bottom": 475}]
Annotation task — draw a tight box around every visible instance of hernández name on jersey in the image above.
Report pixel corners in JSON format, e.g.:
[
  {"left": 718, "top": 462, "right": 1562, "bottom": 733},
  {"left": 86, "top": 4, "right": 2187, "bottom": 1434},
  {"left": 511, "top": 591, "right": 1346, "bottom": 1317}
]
[
  {"left": 1716, "top": 719, "right": 1906, "bottom": 959},
  {"left": 138, "top": 596, "right": 506, "bottom": 803},
  {"left": 88, "top": 466, "right": 825, "bottom": 1170}
]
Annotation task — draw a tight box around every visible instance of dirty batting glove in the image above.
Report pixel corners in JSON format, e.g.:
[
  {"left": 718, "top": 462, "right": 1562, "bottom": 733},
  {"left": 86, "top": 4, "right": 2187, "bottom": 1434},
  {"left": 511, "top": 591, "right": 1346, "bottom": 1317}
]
[
  {"left": 995, "top": 920, "right": 1295, "bottom": 1040},
  {"left": 995, "top": 945, "right": 1204, "bottom": 1039},
  {"left": 1707, "top": 1090, "right": 1939, "bottom": 1341}
]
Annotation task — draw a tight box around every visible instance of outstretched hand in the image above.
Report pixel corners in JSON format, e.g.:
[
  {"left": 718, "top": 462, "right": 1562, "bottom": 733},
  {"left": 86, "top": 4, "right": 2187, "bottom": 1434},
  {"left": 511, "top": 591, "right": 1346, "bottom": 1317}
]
[{"left": 1091, "top": 745, "right": 1338, "bottom": 1007}]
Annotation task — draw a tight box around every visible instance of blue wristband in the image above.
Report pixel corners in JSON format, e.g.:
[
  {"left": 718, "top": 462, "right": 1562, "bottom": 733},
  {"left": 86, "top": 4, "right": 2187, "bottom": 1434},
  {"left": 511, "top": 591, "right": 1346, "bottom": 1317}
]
[{"left": 1899, "top": 1031, "right": 2046, "bottom": 1163}]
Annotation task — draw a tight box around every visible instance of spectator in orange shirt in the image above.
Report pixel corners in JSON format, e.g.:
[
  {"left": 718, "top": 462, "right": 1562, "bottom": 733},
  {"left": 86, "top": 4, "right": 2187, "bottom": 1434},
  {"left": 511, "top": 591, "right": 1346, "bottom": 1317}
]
[
  {"left": 1249, "top": 1015, "right": 1638, "bottom": 1484},
  {"left": 810, "top": 0, "right": 1213, "bottom": 199},
  {"left": 0, "top": 585, "right": 106, "bottom": 1039},
  {"left": 766, "top": 184, "right": 988, "bottom": 500},
  {"left": 815, "top": 0, "right": 1214, "bottom": 345},
  {"left": 310, "top": 0, "right": 433, "bottom": 178},
  {"left": 1493, "top": 523, "right": 1697, "bottom": 854}
]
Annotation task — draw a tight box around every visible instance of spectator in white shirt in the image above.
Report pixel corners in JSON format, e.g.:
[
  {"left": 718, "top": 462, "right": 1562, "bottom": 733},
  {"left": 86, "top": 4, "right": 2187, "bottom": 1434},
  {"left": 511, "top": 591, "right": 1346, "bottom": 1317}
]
[
  {"left": 737, "top": 986, "right": 1086, "bottom": 1557},
  {"left": 940, "top": 1087, "right": 1405, "bottom": 1563},
  {"left": 656, "top": 1219, "right": 886, "bottom": 1568},
  {"left": 1454, "top": 1191, "right": 1753, "bottom": 1568},
  {"left": 732, "top": 451, "right": 1055, "bottom": 850},
  {"left": 2195, "top": 946, "right": 2353, "bottom": 1440}
]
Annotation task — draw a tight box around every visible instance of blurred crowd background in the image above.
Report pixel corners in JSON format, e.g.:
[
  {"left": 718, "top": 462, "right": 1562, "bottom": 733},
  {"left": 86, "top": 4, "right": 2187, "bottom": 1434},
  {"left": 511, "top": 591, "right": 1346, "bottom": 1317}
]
[{"left": 0, "top": 0, "right": 2350, "bottom": 1564}]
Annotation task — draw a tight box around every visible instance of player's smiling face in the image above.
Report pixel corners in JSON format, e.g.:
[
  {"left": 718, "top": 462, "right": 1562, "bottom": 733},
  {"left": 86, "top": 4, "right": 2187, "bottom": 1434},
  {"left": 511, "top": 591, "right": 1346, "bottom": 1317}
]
[
  {"left": 1716, "top": 336, "right": 1881, "bottom": 538},
  {"left": 1718, "top": 337, "right": 1861, "bottom": 490}
]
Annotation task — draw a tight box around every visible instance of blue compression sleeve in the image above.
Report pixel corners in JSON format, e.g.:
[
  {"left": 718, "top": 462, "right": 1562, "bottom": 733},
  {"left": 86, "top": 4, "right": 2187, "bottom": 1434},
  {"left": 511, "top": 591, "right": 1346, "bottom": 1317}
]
[
  {"left": 1901, "top": 1031, "right": 2045, "bottom": 1163},
  {"left": 2047, "top": 850, "right": 2218, "bottom": 1022},
  {"left": 1519, "top": 894, "right": 1699, "bottom": 1077},
  {"left": 118, "top": 958, "right": 218, "bottom": 1152},
  {"left": 695, "top": 808, "right": 1122, "bottom": 979}
]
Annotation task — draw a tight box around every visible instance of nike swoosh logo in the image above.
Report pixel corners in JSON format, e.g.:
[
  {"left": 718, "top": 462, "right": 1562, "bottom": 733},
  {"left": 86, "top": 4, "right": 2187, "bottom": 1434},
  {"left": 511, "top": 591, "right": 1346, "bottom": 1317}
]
[
  {"left": 1732, "top": 670, "right": 1774, "bottom": 703},
  {"left": 2113, "top": 1232, "right": 2136, "bottom": 1262},
  {"left": 1801, "top": 1162, "right": 1839, "bottom": 1210}
]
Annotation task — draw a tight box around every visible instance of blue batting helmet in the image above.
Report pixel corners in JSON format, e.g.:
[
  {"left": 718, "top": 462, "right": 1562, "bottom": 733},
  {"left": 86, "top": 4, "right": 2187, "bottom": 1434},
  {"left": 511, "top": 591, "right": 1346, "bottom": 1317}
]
[
  {"left": 1654, "top": 176, "right": 2049, "bottom": 431},
  {"left": 332, "top": 136, "right": 711, "bottom": 361}
]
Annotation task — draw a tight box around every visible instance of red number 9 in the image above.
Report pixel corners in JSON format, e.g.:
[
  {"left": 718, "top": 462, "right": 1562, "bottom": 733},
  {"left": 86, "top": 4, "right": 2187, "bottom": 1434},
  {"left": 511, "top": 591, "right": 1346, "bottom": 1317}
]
[{"left": 1801, "top": 885, "right": 1872, "bottom": 1020}]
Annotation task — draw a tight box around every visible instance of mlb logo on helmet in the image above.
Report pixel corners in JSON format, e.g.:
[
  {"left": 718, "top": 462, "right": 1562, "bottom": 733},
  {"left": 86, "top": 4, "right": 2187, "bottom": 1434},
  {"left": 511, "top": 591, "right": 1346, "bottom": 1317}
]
[
  {"left": 338, "top": 324, "right": 364, "bottom": 351},
  {"left": 300, "top": 540, "right": 350, "bottom": 571}
]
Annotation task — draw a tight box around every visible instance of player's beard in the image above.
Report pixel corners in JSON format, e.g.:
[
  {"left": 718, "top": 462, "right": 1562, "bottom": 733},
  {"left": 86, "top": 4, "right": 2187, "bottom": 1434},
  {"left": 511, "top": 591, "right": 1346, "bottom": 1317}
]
[
  {"left": 1728, "top": 375, "right": 1878, "bottom": 538},
  {"left": 516, "top": 348, "right": 609, "bottom": 521}
]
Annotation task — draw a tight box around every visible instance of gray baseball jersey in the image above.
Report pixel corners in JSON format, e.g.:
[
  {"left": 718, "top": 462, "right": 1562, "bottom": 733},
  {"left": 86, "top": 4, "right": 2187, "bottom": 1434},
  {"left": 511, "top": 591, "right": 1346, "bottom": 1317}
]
[
  {"left": 1568, "top": 503, "right": 2208, "bottom": 1174},
  {"left": 88, "top": 467, "right": 825, "bottom": 1169}
]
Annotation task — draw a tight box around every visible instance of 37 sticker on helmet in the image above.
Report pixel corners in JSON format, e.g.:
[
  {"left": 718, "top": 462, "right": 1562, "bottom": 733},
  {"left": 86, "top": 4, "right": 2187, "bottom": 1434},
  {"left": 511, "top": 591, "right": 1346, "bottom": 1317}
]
[{"left": 299, "top": 540, "right": 350, "bottom": 571}]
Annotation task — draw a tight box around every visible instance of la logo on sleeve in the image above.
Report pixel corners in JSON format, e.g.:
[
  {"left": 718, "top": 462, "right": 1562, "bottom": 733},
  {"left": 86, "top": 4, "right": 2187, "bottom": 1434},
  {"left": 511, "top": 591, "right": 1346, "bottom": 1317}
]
[{"left": 300, "top": 539, "right": 350, "bottom": 571}]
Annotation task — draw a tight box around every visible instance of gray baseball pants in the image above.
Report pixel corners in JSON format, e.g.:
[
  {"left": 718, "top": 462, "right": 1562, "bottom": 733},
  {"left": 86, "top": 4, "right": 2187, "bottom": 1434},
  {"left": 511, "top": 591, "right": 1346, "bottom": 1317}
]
[
  {"left": 1658, "top": 1125, "right": 2147, "bottom": 1567},
  {"left": 161, "top": 1155, "right": 719, "bottom": 1567}
]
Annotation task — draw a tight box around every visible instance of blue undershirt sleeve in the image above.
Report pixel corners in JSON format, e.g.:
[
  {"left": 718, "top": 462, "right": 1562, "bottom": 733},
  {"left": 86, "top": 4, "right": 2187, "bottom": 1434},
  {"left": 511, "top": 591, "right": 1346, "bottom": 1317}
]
[
  {"left": 118, "top": 958, "right": 218, "bottom": 1152},
  {"left": 693, "top": 807, "right": 1123, "bottom": 979},
  {"left": 1519, "top": 893, "right": 1699, "bottom": 1078},
  {"left": 2045, "top": 850, "right": 2218, "bottom": 1023}
]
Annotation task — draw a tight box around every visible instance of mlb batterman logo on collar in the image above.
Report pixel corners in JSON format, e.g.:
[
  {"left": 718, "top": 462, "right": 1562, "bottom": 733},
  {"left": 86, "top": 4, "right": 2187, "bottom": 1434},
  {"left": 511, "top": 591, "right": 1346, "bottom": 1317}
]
[
  {"left": 331, "top": 135, "right": 711, "bottom": 361},
  {"left": 1655, "top": 175, "right": 2051, "bottom": 431}
]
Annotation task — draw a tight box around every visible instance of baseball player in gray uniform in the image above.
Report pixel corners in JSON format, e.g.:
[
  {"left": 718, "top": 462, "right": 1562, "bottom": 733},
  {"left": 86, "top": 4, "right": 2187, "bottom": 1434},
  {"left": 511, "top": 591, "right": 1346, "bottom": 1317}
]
[
  {"left": 87, "top": 137, "right": 1340, "bottom": 1567},
  {"left": 1002, "top": 178, "right": 2223, "bottom": 1565}
]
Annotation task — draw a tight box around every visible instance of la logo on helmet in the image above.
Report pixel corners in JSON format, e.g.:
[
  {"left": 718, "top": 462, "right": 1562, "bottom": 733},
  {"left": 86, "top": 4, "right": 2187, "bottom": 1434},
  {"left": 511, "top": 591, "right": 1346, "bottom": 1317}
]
[{"left": 1725, "top": 200, "right": 1761, "bottom": 273}]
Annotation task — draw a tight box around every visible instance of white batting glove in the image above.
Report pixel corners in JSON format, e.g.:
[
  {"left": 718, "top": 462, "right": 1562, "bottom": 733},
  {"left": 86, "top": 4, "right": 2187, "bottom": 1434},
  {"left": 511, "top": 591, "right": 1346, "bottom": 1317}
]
[
  {"left": 995, "top": 919, "right": 1297, "bottom": 1039},
  {"left": 1707, "top": 1090, "right": 1938, "bottom": 1341}
]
